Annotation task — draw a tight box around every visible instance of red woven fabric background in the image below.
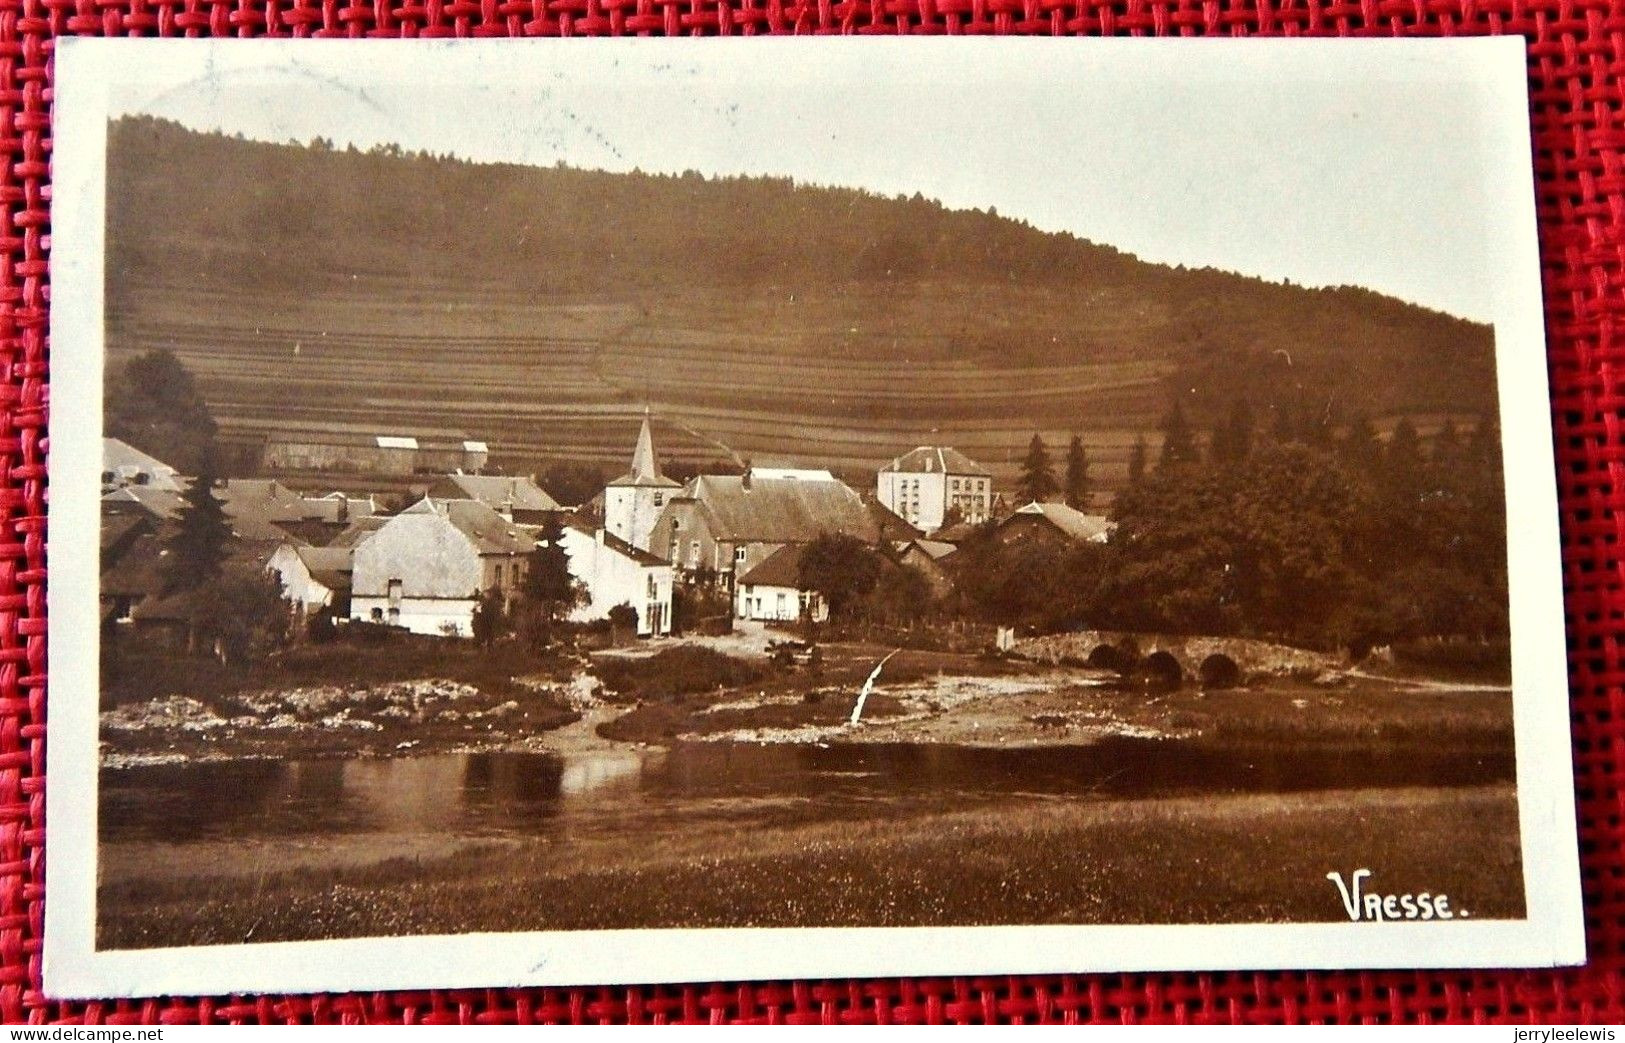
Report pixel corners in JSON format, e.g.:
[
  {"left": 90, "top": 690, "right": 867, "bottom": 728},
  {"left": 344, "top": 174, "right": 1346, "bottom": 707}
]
[{"left": 2, "top": 8, "right": 1621, "bottom": 1027}]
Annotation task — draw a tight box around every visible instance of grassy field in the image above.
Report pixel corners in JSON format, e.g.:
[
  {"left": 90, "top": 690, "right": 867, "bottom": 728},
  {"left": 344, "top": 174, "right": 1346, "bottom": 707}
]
[{"left": 97, "top": 784, "right": 1524, "bottom": 948}]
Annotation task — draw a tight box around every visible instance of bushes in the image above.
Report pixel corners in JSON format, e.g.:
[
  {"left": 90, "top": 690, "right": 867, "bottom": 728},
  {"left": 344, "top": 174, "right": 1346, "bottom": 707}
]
[
  {"left": 593, "top": 646, "right": 764, "bottom": 703},
  {"left": 1391, "top": 639, "right": 1511, "bottom": 681}
]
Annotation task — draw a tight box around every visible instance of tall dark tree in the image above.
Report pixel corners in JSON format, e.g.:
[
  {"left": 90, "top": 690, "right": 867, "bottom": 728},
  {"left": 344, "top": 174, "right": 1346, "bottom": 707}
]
[
  {"left": 1338, "top": 412, "right": 1383, "bottom": 471},
  {"left": 1017, "top": 434, "right": 1060, "bottom": 504},
  {"left": 1157, "top": 401, "right": 1199, "bottom": 470},
  {"left": 798, "top": 533, "right": 882, "bottom": 618},
  {"left": 471, "top": 587, "right": 508, "bottom": 647},
  {"left": 1063, "top": 435, "right": 1091, "bottom": 509},
  {"left": 161, "top": 452, "right": 230, "bottom": 593},
  {"left": 1127, "top": 436, "right": 1148, "bottom": 486},
  {"left": 1218, "top": 399, "right": 1255, "bottom": 464},
  {"left": 105, "top": 349, "right": 219, "bottom": 476},
  {"left": 518, "top": 515, "right": 583, "bottom": 643}
]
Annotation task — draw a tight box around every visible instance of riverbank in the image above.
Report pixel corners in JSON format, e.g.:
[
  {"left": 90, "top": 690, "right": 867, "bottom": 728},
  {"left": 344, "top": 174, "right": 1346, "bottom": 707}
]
[
  {"left": 99, "top": 638, "right": 1514, "bottom": 765},
  {"left": 97, "top": 783, "right": 1524, "bottom": 948}
]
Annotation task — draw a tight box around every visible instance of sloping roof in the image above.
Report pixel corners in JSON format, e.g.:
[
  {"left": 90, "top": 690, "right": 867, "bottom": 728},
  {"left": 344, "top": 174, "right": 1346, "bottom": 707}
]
[
  {"left": 866, "top": 497, "right": 923, "bottom": 541},
  {"left": 932, "top": 520, "right": 986, "bottom": 544},
  {"left": 414, "top": 497, "right": 535, "bottom": 555},
  {"left": 375, "top": 435, "right": 418, "bottom": 450},
  {"left": 881, "top": 446, "right": 992, "bottom": 477},
  {"left": 102, "top": 485, "right": 185, "bottom": 521},
  {"left": 103, "top": 437, "right": 184, "bottom": 490},
  {"left": 903, "top": 538, "right": 958, "bottom": 561},
  {"left": 608, "top": 416, "right": 681, "bottom": 489},
  {"left": 101, "top": 531, "right": 169, "bottom": 597},
  {"left": 101, "top": 512, "right": 149, "bottom": 553},
  {"left": 220, "top": 479, "right": 307, "bottom": 523},
  {"left": 295, "top": 545, "right": 354, "bottom": 591},
  {"left": 737, "top": 543, "right": 808, "bottom": 588},
  {"left": 429, "top": 474, "right": 561, "bottom": 512},
  {"left": 688, "top": 474, "right": 878, "bottom": 544},
  {"left": 1006, "top": 501, "right": 1114, "bottom": 542},
  {"left": 328, "top": 515, "right": 389, "bottom": 549},
  {"left": 558, "top": 516, "right": 667, "bottom": 567}
]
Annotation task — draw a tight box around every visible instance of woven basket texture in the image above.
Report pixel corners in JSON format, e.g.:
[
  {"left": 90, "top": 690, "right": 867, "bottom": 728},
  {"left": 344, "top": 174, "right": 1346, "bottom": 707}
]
[{"left": 4, "top": 10, "right": 1623, "bottom": 1026}]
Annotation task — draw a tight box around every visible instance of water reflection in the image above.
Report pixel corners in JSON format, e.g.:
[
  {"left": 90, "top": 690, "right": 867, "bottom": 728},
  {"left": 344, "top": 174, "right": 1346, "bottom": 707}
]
[{"left": 100, "top": 735, "right": 1512, "bottom": 847}]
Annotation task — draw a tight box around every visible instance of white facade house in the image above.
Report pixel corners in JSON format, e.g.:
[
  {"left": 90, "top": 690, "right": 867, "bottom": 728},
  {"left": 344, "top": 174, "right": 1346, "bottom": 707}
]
[
  {"left": 734, "top": 544, "right": 828, "bottom": 624},
  {"left": 350, "top": 498, "right": 532, "bottom": 637},
  {"left": 604, "top": 414, "right": 681, "bottom": 553},
  {"left": 267, "top": 543, "right": 352, "bottom": 616},
  {"left": 558, "top": 522, "right": 674, "bottom": 637},
  {"left": 877, "top": 446, "right": 994, "bottom": 533}
]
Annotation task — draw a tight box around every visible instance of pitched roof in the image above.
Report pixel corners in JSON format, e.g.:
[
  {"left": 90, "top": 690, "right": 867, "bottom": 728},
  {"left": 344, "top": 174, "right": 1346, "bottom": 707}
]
[
  {"left": 608, "top": 415, "right": 681, "bottom": 489},
  {"left": 688, "top": 473, "right": 878, "bottom": 544},
  {"left": 865, "top": 496, "right": 923, "bottom": 541},
  {"left": 737, "top": 543, "right": 808, "bottom": 588},
  {"left": 1006, "top": 501, "right": 1114, "bottom": 542},
  {"left": 295, "top": 545, "right": 354, "bottom": 591},
  {"left": 102, "top": 437, "right": 184, "bottom": 489},
  {"left": 102, "top": 485, "right": 185, "bottom": 521},
  {"left": 328, "top": 515, "right": 389, "bottom": 549},
  {"left": 410, "top": 497, "right": 535, "bottom": 555},
  {"left": 881, "top": 446, "right": 992, "bottom": 477},
  {"left": 429, "top": 474, "right": 561, "bottom": 512},
  {"left": 902, "top": 538, "right": 958, "bottom": 561}
]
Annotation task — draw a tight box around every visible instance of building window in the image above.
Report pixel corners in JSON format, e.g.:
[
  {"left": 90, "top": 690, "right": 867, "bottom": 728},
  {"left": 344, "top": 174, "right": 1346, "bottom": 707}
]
[
  {"left": 776, "top": 592, "right": 787, "bottom": 617},
  {"left": 387, "top": 607, "right": 400, "bottom": 624},
  {"left": 388, "top": 579, "right": 403, "bottom": 603},
  {"left": 114, "top": 596, "right": 134, "bottom": 623},
  {"left": 654, "top": 492, "right": 665, "bottom": 507},
  {"left": 647, "top": 574, "right": 657, "bottom": 598},
  {"left": 734, "top": 546, "right": 746, "bottom": 565},
  {"left": 690, "top": 539, "right": 701, "bottom": 566},
  {"left": 371, "top": 607, "right": 384, "bottom": 622}
]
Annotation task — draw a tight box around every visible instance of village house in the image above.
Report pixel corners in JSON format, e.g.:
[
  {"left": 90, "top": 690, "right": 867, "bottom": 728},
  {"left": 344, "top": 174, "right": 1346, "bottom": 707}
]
[
  {"left": 892, "top": 537, "right": 958, "bottom": 598},
  {"left": 650, "top": 466, "right": 880, "bottom": 590},
  {"left": 263, "top": 426, "right": 487, "bottom": 477},
  {"left": 603, "top": 414, "right": 682, "bottom": 553},
  {"left": 990, "top": 500, "right": 1114, "bottom": 551},
  {"left": 735, "top": 544, "right": 828, "bottom": 624},
  {"left": 350, "top": 497, "right": 532, "bottom": 636},
  {"left": 877, "top": 446, "right": 994, "bottom": 533},
  {"left": 557, "top": 520, "right": 674, "bottom": 637},
  {"left": 266, "top": 543, "right": 354, "bottom": 620},
  {"left": 427, "top": 473, "right": 561, "bottom": 523},
  {"left": 103, "top": 437, "right": 184, "bottom": 493}
]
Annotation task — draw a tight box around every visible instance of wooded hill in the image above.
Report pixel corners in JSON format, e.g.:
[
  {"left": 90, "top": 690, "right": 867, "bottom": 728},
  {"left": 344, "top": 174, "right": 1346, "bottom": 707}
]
[{"left": 105, "top": 116, "right": 1497, "bottom": 488}]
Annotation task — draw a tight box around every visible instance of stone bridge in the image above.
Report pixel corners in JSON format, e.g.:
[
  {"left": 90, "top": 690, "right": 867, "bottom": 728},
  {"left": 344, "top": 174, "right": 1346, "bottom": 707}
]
[{"left": 1014, "top": 630, "right": 1342, "bottom": 686}]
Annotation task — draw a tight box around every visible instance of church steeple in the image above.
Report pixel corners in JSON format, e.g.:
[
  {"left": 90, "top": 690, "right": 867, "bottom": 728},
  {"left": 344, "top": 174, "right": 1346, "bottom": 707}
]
[{"left": 629, "top": 410, "right": 662, "bottom": 484}]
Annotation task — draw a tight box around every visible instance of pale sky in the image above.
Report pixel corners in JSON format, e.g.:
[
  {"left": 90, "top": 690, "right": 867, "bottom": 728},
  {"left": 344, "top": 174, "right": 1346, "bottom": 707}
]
[{"left": 98, "top": 38, "right": 1528, "bottom": 322}]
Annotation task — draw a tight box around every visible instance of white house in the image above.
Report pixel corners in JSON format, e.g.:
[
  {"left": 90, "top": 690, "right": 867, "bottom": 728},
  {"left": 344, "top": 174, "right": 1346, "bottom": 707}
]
[
  {"left": 735, "top": 544, "right": 828, "bottom": 624},
  {"left": 267, "top": 543, "right": 353, "bottom": 618},
  {"left": 877, "top": 446, "right": 993, "bottom": 533},
  {"left": 558, "top": 521, "right": 674, "bottom": 637},
  {"left": 604, "top": 414, "right": 681, "bottom": 553},
  {"left": 350, "top": 497, "right": 532, "bottom": 636}
]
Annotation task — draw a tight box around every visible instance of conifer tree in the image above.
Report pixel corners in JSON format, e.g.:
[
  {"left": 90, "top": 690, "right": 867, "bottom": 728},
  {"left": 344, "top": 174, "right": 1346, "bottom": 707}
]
[
  {"left": 1017, "top": 434, "right": 1059, "bottom": 504},
  {"left": 519, "top": 515, "right": 581, "bottom": 644},
  {"left": 1063, "top": 435, "right": 1091, "bottom": 509},
  {"left": 1157, "top": 401, "right": 1199, "bottom": 470},
  {"left": 1127, "top": 436, "right": 1148, "bottom": 486},
  {"left": 162, "top": 451, "right": 231, "bottom": 593}
]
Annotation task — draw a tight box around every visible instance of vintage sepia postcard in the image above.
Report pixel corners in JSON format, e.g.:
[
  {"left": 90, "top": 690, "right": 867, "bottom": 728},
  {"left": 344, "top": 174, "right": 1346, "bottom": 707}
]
[{"left": 46, "top": 37, "right": 1582, "bottom": 997}]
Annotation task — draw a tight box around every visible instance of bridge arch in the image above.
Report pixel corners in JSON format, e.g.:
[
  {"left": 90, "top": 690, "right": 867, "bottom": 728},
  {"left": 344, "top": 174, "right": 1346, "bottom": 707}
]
[{"left": 1198, "top": 652, "right": 1242, "bottom": 689}]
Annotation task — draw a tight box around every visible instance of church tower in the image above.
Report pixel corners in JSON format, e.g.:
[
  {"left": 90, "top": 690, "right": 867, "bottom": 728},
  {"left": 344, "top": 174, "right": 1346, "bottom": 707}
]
[{"left": 604, "top": 412, "right": 680, "bottom": 553}]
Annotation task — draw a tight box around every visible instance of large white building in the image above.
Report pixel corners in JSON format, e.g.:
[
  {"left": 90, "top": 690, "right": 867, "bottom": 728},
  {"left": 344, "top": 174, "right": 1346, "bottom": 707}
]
[
  {"left": 877, "top": 446, "right": 993, "bottom": 533},
  {"left": 350, "top": 497, "right": 531, "bottom": 636},
  {"left": 558, "top": 521, "right": 674, "bottom": 637},
  {"left": 604, "top": 414, "right": 681, "bottom": 553}
]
